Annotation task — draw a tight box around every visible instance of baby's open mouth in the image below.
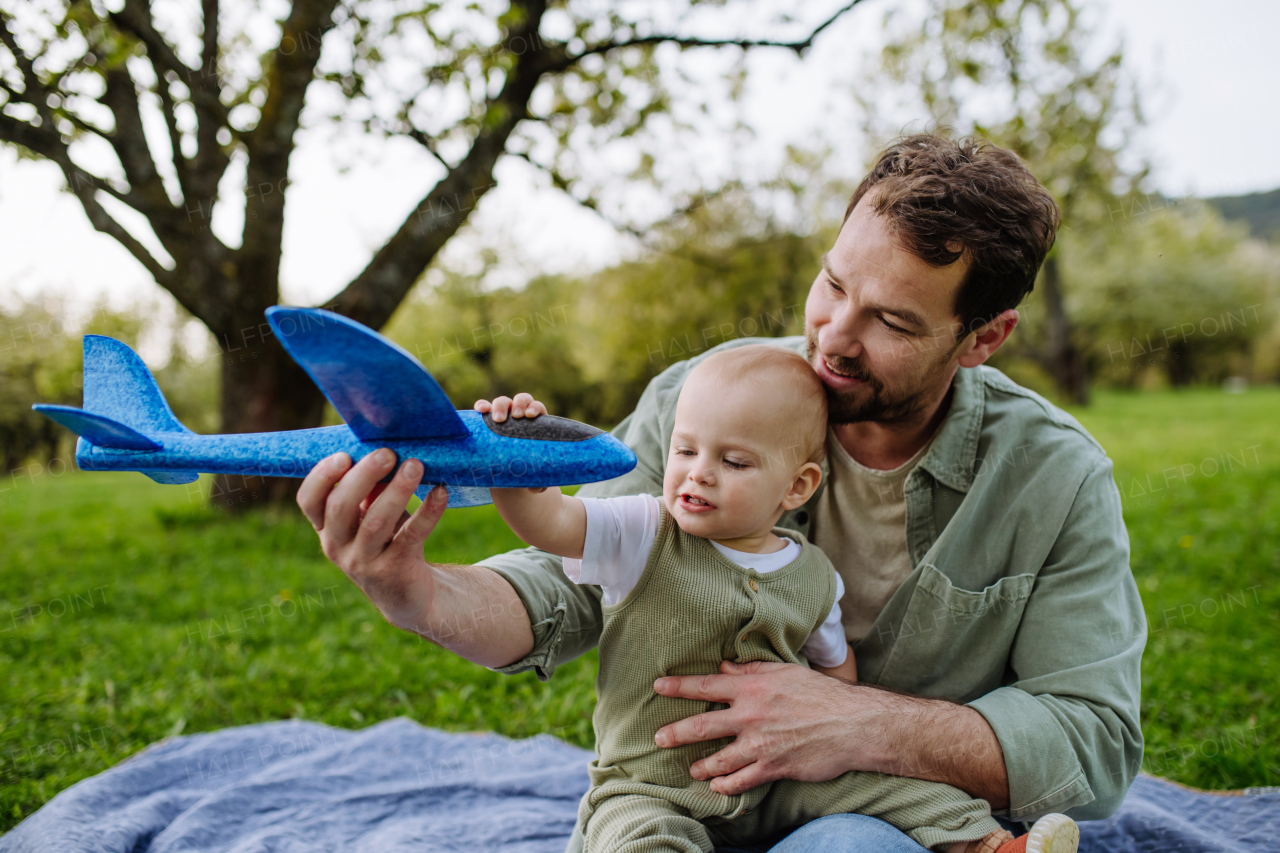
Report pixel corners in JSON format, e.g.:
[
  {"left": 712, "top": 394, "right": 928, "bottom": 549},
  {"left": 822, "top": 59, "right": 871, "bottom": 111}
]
[{"left": 680, "top": 493, "right": 715, "bottom": 510}]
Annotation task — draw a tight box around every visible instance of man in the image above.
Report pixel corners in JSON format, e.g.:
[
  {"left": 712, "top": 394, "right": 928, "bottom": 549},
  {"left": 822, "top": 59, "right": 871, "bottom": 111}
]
[{"left": 296, "top": 133, "right": 1146, "bottom": 852}]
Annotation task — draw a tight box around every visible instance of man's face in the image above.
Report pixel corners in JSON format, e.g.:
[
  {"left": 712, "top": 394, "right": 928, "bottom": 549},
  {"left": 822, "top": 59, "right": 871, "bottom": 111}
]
[{"left": 804, "top": 195, "right": 970, "bottom": 425}]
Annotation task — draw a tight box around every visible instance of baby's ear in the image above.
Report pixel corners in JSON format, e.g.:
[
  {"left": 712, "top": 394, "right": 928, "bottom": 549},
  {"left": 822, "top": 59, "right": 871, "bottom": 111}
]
[{"left": 783, "top": 462, "right": 823, "bottom": 509}]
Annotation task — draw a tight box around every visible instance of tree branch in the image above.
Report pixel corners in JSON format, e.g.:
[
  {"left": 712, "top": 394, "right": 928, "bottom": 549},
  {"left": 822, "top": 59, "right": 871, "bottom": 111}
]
[
  {"left": 237, "top": 0, "right": 339, "bottom": 312},
  {"left": 512, "top": 149, "right": 755, "bottom": 269},
  {"left": 59, "top": 110, "right": 115, "bottom": 143},
  {"left": 108, "top": 0, "right": 228, "bottom": 123},
  {"left": 201, "top": 0, "right": 219, "bottom": 91},
  {"left": 109, "top": 0, "right": 233, "bottom": 212},
  {"left": 403, "top": 126, "right": 452, "bottom": 171},
  {"left": 0, "top": 77, "right": 24, "bottom": 104},
  {"left": 154, "top": 72, "right": 192, "bottom": 197},
  {"left": 547, "top": 0, "right": 867, "bottom": 72},
  {"left": 329, "top": 0, "right": 552, "bottom": 330},
  {"left": 100, "top": 66, "right": 175, "bottom": 216},
  {"left": 510, "top": 149, "right": 647, "bottom": 240},
  {"left": 0, "top": 112, "right": 62, "bottom": 160},
  {"left": 0, "top": 11, "right": 56, "bottom": 130}
]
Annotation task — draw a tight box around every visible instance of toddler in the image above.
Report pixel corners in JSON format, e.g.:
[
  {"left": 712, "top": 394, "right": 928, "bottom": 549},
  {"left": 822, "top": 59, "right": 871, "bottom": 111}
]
[{"left": 480, "top": 345, "right": 1077, "bottom": 853}]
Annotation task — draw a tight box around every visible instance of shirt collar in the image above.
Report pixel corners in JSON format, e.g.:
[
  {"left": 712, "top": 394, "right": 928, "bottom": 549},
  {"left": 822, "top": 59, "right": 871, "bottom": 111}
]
[{"left": 917, "top": 365, "right": 984, "bottom": 493}]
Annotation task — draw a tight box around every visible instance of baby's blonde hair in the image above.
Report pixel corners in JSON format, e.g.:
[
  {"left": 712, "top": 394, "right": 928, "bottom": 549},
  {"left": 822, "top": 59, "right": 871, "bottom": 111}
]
[{"left": 693, "top": 345, "right": 828, "bottom": 467}]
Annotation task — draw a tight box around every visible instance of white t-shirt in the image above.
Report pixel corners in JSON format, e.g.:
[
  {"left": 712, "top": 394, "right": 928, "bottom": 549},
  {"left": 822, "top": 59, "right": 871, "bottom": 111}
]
[{"left": 563, "top": 493, "right": 849, "bottom": 668}]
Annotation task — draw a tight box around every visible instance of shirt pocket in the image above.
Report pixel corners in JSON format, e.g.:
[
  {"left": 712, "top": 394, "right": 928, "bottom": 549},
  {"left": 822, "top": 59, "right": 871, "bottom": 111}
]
[{"left": 876, "top": 563, "right": 1036, "bottom": 702}]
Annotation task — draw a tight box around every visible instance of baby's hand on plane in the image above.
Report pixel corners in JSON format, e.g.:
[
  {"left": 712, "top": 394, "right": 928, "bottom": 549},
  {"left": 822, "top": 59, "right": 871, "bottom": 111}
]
[
  {"left": 475, "top": 393, "right": 549, "bottom": 494},
  {"left": 474, "top": 392, "right": 546, "bottom": 422}
]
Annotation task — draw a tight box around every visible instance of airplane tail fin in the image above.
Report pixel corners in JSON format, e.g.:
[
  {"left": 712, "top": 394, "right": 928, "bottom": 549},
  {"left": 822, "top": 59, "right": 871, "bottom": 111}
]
[
  {"left": 31, "top": 335, "right": 194, "bottom": 466},
  {"left": 79, "top": 334, "right": 193, "bottom": 436}
]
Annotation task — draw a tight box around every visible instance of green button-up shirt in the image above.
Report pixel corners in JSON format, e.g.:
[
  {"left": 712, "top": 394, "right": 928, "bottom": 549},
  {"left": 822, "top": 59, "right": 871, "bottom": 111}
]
[{"left": 478, "top": 335, "right": 1146, "bottom": 823}]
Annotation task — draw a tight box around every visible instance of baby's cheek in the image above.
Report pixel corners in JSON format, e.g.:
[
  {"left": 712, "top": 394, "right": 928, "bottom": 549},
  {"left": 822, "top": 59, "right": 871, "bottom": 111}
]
[
  {"left": 662, "top": 464, "right": 682, "bottom": 494},
  {"left": 665, "top": 478, "right": 686, "bottom": 502}
]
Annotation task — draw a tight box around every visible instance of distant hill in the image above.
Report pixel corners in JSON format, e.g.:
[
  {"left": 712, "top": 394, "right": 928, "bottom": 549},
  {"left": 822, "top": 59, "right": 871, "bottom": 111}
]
[{"left": 1205, "top": 187, "right": 1280, "bottom": 242}]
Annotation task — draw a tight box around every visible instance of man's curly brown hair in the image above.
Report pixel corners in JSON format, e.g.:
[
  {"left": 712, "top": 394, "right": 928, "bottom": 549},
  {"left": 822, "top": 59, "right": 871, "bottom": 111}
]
[{"left": 844, "top": 134, "right": 1062, "bottom": 340}]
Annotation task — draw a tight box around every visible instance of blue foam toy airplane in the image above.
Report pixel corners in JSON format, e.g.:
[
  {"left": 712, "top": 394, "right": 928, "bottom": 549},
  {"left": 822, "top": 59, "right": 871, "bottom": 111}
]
[{"left": 31, "top": 306, "right": 636, "bottom": 508}]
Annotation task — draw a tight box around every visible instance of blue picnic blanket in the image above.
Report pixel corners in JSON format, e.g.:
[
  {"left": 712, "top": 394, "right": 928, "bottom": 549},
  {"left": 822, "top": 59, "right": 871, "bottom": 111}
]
[{"left": 1, "top": 717, "right": 1276, "bottom": 852}]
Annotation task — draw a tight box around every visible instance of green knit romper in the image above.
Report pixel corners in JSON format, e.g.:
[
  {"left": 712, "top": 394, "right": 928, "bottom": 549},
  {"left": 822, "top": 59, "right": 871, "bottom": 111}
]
[{"left": 574, "top": 502, "right": 1003, "bottom": 853}]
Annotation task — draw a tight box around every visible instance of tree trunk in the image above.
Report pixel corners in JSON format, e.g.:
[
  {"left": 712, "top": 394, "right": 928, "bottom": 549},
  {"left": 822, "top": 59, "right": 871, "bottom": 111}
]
[
  {"left": 209, "top": 319, "right": 328, "bottom": 513},
  {"left": 1038, "top": 254, "right": 1090, "bottom": 405},
  {"left": 1167, "top": 340, "right": 1193, "bottom": 386}
]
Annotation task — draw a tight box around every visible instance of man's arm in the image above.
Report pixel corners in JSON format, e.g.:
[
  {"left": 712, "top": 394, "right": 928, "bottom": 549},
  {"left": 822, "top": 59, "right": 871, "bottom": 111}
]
[
  {"left": 651, "top": 660, "right": 1011, "bottom": 806},
  {"left": 966, "top": 455, "right": 1145, "bottom": 820},
  {"left": 295, "top": 449, "right": 537, "bottom": 669}
]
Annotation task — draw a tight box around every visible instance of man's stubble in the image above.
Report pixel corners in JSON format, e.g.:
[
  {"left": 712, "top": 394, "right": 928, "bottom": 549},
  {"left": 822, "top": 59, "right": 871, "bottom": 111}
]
[{"left": 803, "top": 326, "right": 962, "bottom": 427}]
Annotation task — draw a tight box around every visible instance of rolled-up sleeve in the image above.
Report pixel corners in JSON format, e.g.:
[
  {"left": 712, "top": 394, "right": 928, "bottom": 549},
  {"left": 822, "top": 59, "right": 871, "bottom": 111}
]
[
  {"left": 478, "top": 544, "right": 601, "bottom": 681},
  {"left": 968, "top": 455, "right": 1146, "bottom": 822}
]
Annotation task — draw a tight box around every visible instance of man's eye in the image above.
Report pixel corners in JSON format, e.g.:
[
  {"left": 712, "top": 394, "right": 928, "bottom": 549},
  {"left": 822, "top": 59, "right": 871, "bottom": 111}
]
[
  {"left": 826, "top": 276, "right": 843, "bottom": 294},
  {"left": 880, "top": 316, "right": 908, "bottom": 333}
]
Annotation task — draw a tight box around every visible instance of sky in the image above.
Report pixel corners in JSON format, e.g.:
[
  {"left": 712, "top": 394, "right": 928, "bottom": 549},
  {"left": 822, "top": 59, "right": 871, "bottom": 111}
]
[{"left": 1, "top": 0, "right": 1278, "bottom": 332}]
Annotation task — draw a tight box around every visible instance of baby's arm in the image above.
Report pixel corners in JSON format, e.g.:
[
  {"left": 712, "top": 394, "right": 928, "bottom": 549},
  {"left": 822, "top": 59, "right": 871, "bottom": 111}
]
[
  {"left": 813, "top": 647, "right": 857, "bottom": 682},
  {"left": 803, "top": 571, "right": 857, "bottom": 681},
  {"left": 477, "top": 393, "right": 587, "bottom": 559},
  {"left": 491, "top": 487, "right": 588, "bottom": 559}
]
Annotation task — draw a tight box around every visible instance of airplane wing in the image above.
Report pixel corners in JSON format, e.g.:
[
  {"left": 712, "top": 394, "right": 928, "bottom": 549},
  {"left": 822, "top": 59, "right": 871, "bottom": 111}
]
[{"left": 265, "top": 307, "right": 468, "bottom": 442}]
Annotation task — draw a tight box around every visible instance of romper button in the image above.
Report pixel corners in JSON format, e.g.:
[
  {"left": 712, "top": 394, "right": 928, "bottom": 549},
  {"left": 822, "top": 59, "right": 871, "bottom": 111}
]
[
  {"left": 740, "top": 634, "right": 748, "bottom": 643},
  {"left": 749, "top": 579, "right": 758, "bottom": 591}
]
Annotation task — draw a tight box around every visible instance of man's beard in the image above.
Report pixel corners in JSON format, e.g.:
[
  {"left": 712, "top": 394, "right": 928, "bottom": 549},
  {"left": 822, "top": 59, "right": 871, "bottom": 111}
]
[{"left": 804, "top": 327, "right": 945, "bottom": 425}]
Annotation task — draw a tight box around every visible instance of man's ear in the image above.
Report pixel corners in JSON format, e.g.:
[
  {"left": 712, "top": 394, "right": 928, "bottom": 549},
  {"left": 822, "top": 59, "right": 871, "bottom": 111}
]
[
  {"left": 782, "top": 463, "right": 823, "bottom": 510},
  {"left": 957, "top": 309, "right": 1019, "bottom": 368}
]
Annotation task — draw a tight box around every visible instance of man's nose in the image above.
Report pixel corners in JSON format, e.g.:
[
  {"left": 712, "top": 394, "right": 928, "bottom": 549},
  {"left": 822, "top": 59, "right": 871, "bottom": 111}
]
[{"left": 821, "top": 306, "right": 866, "bottom": 360}]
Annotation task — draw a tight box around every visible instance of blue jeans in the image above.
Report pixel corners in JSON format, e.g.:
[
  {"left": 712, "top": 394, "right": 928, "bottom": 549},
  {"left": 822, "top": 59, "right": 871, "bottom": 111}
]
[
  {"left": 713, "top": 813, "right": 927, "bottom": 853},
  {"left": 715, "top": 813, "right": 1026, "bottom": 853}
]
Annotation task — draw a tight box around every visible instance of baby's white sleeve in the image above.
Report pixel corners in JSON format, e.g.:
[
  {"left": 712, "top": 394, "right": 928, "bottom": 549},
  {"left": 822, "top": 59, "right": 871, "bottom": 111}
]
[
  {"left": 800, "top": 573, "right": 849, "bottom": 668},
  {"left": 562, "top": 493, "right": 660, "bottom": 605}
]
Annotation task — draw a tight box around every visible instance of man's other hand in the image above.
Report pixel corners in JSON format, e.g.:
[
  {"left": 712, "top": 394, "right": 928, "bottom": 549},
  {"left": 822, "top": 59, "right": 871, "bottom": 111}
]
[{"left": 652, "top": 660, "right": 887, "bottom": 796}]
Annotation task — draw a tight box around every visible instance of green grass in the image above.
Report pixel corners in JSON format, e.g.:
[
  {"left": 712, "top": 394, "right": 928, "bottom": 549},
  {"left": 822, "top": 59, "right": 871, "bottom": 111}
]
[
  {"left": 2, "top": 385, "right": 1278, "bottom": 830},
  {"left": 1065, "top": 386, "right": 1280, "bottom": 791},
  {"left": 0, "top": 476, "right": 598, "bottom": 830}
]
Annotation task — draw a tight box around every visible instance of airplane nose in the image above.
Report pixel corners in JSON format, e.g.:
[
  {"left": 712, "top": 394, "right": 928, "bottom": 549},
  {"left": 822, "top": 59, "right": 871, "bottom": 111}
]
[{"left": 598, "top": 433, "right": 638, "bottom": 477}]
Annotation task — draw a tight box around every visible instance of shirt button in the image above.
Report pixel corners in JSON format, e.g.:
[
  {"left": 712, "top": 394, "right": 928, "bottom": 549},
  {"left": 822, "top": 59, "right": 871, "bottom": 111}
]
[
  {"left": 796, "top": 511, "right": 809, "bottom": 524},
  {"left": 749, "top": 579, "right": 758, "bottom": 591}
]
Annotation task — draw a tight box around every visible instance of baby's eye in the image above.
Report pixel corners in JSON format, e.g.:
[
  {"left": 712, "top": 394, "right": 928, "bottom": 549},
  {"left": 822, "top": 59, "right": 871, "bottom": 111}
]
[
  {"left": 673, "top": 448, "right": 695, "bottom": 457},
  {"left": 724, "top": 458, "right": 750, "bottom": 470}
]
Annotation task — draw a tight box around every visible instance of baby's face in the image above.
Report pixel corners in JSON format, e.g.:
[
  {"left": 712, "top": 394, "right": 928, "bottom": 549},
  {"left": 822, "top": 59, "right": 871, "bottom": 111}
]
[{"left": 662, "top": 368, "right": 812, "bottom": 541}]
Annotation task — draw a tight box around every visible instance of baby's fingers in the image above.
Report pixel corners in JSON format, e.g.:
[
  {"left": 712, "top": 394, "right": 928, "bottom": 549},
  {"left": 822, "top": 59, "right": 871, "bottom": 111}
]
[
  {"left": 510, "top": 392, "right": 545, "bottom": 418},
  {"left": 477, "top": 396, "right": 514, "bottom": 421}
]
